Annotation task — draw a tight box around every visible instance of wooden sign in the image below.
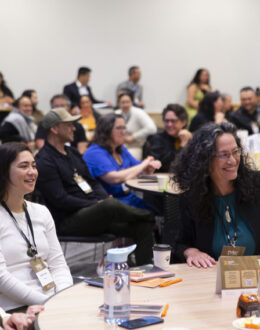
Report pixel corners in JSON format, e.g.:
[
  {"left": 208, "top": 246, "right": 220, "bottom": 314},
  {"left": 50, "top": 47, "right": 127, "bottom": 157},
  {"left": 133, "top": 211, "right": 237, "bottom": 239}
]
[{"left": 216, "top": 256, "right": 260, "bottom": 298}]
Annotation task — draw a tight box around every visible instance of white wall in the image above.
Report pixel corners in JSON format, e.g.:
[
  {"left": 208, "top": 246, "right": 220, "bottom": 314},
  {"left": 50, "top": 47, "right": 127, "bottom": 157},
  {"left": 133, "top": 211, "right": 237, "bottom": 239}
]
[{"left": 1, "top": 0, "right": 260, "bottom": 111}]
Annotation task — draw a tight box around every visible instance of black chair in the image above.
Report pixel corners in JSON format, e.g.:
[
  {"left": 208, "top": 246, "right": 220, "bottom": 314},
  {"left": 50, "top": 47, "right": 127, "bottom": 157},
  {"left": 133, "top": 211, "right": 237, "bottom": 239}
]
[{"left": 58, "top": 233, "right": 116, "bottom": 261}]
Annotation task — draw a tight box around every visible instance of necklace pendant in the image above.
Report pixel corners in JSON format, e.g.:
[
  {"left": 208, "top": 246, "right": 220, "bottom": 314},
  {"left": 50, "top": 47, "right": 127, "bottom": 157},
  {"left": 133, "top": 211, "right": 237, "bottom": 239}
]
[{"left": 225, "top": 205, "right": 232, "bottom": 223}]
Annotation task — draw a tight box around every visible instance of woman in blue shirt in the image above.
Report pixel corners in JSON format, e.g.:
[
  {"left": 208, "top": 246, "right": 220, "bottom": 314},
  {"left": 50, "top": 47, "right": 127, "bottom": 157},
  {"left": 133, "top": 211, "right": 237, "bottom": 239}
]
[{"left": 83, "top": 113, "right": 161, "bottom": 208}]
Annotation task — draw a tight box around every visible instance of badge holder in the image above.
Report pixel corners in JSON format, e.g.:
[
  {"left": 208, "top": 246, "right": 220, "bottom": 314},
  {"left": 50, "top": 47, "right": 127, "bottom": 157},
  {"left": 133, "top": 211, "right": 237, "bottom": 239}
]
[{"left": 30, "top": 258, "right": 55, "bottom": 291}]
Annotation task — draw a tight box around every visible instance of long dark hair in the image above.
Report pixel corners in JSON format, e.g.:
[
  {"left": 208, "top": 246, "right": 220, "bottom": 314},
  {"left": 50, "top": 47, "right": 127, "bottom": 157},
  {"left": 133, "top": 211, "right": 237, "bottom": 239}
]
[
  {"left": 198, "top": 91, "right": 220, "bottom": 121},
  {"left": 0, "top": 142, "right": 32, "bottom": 201},
  {"left": 171, "top": 122, "right": 260, "bottom": 222},
  {"left": 92, "top": 113, "right": 124, "bottom": 154},
  {"left": 188, "top": 68, "right": 210, "bottom": 87},
  {"left": 0, "top": 72, "right": 12, "bottom": 95}
]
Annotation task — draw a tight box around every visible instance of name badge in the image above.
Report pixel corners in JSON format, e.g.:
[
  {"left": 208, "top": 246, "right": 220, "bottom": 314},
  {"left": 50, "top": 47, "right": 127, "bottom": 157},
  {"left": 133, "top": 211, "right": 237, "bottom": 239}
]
[
  {"left": 30, "top": 257, "right": 55, "bottom": 291},
  {"left": 221, "top": 245, "right": 245, "bottom": 257},
  {"left": 74, "top": 173, "right": 92, "bottom": 194}
]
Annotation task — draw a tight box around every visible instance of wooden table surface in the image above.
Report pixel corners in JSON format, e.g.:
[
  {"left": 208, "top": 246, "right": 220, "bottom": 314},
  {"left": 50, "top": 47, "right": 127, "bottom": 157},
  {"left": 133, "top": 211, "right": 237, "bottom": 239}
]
[{"left": 36, "top": 263, "right": 238, "bottom": 330}]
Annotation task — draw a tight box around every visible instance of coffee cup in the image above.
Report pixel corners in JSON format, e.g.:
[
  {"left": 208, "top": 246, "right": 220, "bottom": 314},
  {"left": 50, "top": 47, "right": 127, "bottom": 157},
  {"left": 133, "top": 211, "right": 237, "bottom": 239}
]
[
  {"left": 157, "top": 175, "right": 169, "bottom": 192},
  {"left": 153, "top": 244, "right": 171, "bottom": 270}
]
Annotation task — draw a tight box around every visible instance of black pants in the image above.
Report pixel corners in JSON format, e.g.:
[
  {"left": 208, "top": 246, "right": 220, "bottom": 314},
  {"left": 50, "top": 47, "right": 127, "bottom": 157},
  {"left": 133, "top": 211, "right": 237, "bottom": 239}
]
[{"left": 58, "top": 198, "right": 154, "bottom": 266}]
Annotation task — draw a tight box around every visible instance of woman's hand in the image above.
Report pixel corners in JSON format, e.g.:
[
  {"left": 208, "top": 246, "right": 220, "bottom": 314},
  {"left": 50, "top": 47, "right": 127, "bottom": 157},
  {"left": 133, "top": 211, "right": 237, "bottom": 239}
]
[
  {"left": 26, "top": 305, "right": 44, "bottom": 316},
  {"left": 3, "top": 312, "right": 34, "bottom": 330},
  {"left": 184, "top": 248, "right": 216, "bottom": 268},
  {"left": 178, "top": 129, "right": 192, "bottom": 147}
]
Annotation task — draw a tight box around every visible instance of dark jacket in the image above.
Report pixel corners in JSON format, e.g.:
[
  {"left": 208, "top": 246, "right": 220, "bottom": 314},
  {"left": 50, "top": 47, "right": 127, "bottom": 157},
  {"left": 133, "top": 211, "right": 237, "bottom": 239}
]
[
  {"left": 35, "top": 142, "right": 108, "bottom": 224},
  {"left": 174, "top": 191, "right": 260, "bottom": 262},
  {"left": 189, "top": 112, "right": 211, "bottom": 132},
  {"left": 143, "top": 131, "right": 182, "bottom": 172},
  {"left": 63, "top": 82, "right": 103, "bottom": 107},
  {"left": 230, "top": 106, "right": 260, "bottom": 135}
]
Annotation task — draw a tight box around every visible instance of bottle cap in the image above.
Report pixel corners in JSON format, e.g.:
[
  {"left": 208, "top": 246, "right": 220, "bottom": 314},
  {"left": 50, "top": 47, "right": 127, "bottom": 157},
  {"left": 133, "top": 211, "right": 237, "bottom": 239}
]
[{"left": 107, "top": 244, "right": 136, "bottom": 263}]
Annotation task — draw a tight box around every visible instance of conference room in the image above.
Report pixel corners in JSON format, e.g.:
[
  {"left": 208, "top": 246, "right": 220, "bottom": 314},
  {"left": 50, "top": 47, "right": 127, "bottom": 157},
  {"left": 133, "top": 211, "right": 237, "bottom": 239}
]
[{"left": 1, "top": 0, "right": 260, "bottom": 329}]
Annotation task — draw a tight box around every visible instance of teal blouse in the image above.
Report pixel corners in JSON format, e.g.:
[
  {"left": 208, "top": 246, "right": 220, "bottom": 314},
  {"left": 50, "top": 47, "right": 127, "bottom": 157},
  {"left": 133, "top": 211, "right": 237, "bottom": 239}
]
[{"left": 212, "top": 192, "right": 256, "bottom": 259}]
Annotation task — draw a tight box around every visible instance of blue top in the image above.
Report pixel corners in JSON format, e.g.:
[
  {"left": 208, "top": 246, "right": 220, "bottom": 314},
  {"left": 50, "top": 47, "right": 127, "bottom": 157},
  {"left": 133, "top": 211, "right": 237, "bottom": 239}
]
[
  {"left": 212, "top": 192, "right": 256, "bottom": 259},
  {"left": 83, "top": 144, "right": 148, "bottom": 209}
]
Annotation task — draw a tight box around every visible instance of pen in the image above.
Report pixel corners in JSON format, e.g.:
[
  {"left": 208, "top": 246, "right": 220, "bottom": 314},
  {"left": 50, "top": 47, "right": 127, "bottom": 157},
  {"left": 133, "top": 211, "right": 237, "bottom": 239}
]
[
  {"left": 161, "top": 303, "right": 169, "bottom": 317},
  {"left": 159, "top": 278, "right": 183, "bottom": 287}
]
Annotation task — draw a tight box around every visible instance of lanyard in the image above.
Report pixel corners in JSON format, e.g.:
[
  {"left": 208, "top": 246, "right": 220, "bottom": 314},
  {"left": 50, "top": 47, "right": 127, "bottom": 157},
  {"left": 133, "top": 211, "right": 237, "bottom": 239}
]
[
  {"left": 214, "top": 202, "right": 238, "bottom": 247},
  {"left": 1, "top": 201, "right": 38, "bottom": 257}
]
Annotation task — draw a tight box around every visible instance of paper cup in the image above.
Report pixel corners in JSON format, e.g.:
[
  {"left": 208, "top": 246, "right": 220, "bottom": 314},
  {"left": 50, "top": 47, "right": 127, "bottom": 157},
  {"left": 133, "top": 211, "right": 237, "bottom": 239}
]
[
  {"left": 153, "top": 244, "right": 171, "bottom": 270},
  {"left": 157, "top": 176, "right": 169, "bottom": 192}
]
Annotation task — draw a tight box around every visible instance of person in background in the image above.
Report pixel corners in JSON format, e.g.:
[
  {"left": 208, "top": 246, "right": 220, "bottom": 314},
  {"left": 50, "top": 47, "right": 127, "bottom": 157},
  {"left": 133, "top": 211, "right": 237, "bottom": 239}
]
[
  {"left": 22, "top": 90, "right": 44, "bottom": 126},
  {"left": 117, "top": 66, "right": 144, "bottom": 108},
  {"left": 0, "top": 72, "right": 14, "bottom": 106},
  {"left": 0, "top": 142, "right": 73, "bottom": 311},
  {"left": 184, "top": 68, "right": 211, "bottom": 126},
  {"left": 35, "top": 94, "right": 87, "bottom": 154},
  {"left": 83, "top": 113, "right": 161, "bottom": 208},
  {"left": 63, "top": 67, "right": 112, "bottom": 110},
  {"left": 77, "top": 95, "right": 101, "bottom": 141},
  {"left": 256, "top": 87, "right": 260, "bottom": 106},
  {"left": 189, "top": 91, "right": 224, "bottom": 132},
  {"left": 230, "top": 87, "right": 260, "bottom": 135},
  {"left": 172, "top": 122, "right": 260, "bottom": 268},
  {"left": 221, "top": 93, "right": 233, "bottom": 121},
  {"left": 36, "top": 108, "right": 155, "bottom": 266},
  {"left": 0, "top": 96, "right": 36, "bottom": 148},
  {"left": 115, "top": 92, "right": 156, "bottom": 147},
  {"left": 143, "top": 104, "right": 192, "bottom": 173},
  {"left": 0, "top": 305, "right": 44, "bottom": 330}
]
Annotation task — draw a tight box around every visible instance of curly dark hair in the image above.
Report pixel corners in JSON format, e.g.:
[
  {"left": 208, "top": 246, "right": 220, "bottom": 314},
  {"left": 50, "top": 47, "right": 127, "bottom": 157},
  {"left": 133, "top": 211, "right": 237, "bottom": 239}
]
[
  {"left": 91, "top": 113, "right": 124, "bottom": 154},
  {"left": 171, "top": 122, "right": 260, "bottom": 222}
]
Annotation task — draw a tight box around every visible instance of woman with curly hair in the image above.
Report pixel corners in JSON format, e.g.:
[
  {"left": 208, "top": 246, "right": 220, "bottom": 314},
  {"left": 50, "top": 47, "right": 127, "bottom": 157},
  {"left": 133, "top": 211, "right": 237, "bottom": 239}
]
[
  {"left": 172, "top": 122, "right": 260, "bottom": 268},
  {"left": 83, "top": 113, "right": 161, "bottom": 208}
]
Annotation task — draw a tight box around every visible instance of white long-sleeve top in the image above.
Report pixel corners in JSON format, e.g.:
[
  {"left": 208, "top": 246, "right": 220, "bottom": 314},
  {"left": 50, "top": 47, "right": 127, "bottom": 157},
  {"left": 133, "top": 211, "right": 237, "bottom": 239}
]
[
  {"left": 116, "top": 106, "right": 157, "bottom": 140},
  {"left": 0, "top": 201, "right": 73, "bottom": 311}
]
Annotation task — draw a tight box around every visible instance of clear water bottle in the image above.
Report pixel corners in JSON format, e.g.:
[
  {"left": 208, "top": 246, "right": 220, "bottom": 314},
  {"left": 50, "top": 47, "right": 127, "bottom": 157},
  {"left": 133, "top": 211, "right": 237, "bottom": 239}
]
[{"left": 104, "top": 244, "right": 136, "bottom": 325}]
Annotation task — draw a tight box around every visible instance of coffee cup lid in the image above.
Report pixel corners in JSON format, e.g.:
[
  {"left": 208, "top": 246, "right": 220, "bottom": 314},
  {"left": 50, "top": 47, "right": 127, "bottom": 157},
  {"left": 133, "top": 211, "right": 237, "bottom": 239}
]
[{"left": 153, "top": 244, "right": 171, "bottom": 251}]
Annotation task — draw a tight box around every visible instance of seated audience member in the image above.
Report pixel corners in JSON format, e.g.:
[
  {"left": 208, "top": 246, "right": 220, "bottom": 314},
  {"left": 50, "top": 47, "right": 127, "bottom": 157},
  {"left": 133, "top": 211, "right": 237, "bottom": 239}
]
[
  {"left": 189, "top": 91, "right": 224, "bottom": 132},
  {"left": 256, "top": 87, "right": 260, "bottom": 106},
  {"left": 77, "top": 95, "right": 101, "bottom": 141},
  {"left": 172, "top": 122, "right": 260, "bottom": 268},
  {"left": 35, "top": 94, "right": 87, "bottom": 154},
  {"left": 115, "top": 92, "right": 157, "bottom": 147},
  {"left": 221, "top": 93, "right": 233, "bottom": 121},
  {"left": 22, "top": 89, "right": 44, "bottom": 126},
  {"left": 184, "top": 68, "right": 211, "bottom": 126},
  {"left": 0, "top": 305, "right": 44, "bottom": 329},
  {"left": 117, "top": 66, "right": 144, "bottom": 108},
  {"left": 0, "top": 96, "right": 36, "bottom": 147},
  {"left": 83, "top": 113, "right": 161, "bottom": 208},
  {"left": 143, "top": 104, "right": 192, "bottom": 172},
  {"left": 230, "top": 87, "right": 260, "bottom": 135},
  {"left": 0, "top": 142, "right": 73, "bottom": 311},
  {"left": 0, "top": 72, "right": 14, "bottom": 106},
  {"left": 36, "top": 108, "right": 154, "bottom": 266},
  {"left": 63, "top": 67, "right": 112, "bottom": 109}
]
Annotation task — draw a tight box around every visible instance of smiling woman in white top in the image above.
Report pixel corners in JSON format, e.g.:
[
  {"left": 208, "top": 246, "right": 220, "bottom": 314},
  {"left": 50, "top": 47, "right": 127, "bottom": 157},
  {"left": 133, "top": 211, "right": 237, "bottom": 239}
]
[
  {"left": 0, "top": 142, "right": 73, "bottom": 312},
  {"left": 115, "top": 92, "right": 157, "bottom": 147}
]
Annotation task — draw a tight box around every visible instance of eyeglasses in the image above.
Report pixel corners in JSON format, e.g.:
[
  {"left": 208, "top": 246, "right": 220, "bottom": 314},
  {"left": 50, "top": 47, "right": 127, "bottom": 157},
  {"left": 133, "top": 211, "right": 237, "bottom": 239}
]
[
  {"left": 215, "top": 148, "right": 242, "bottom": 160},
  {"left": 163, "top": 119, "right": 179, "bottom": 124},
  {"left": 115, "top": 126, "right": 126, "bottom": 131}
]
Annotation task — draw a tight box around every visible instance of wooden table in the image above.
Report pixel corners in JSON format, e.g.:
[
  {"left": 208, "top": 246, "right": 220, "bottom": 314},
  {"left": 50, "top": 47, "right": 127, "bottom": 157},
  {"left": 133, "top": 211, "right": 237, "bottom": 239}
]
[{"left": 36, "top": 263, "right": 238, "bottom": 330}]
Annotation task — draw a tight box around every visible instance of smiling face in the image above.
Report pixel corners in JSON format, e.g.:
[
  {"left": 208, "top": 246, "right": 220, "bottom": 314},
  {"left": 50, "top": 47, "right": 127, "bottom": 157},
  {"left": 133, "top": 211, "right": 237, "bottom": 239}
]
[
  {"left": 18, "top": 97, "right": 33, "bottom": 116},
  {"left": 7, "top": 150, "right": 38, "bottom": 197},
  {"left": 54, "top": 122, "right": 76, "bottom": 143},
  {"left": 110, "top": 117, "right": 126, "bottom": 147},
  {"left": 79, "top": 95, "right": 92, "bottom": 110},
  {"left": 118, "top": 95, "right": 132, "bottom": 113},
  {"left": 240, "top": 90, "right": 256, "bottom": 114},
  {"left": 163, "top": 111, "right": 186, "bottom": 137},
  {"left": 209, "top": 133, "right": 240, "bottom": 191}
]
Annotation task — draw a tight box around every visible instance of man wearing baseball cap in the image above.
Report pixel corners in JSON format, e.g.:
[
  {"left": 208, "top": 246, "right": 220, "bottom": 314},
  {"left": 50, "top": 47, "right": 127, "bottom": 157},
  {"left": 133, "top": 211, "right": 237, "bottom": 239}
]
[{"left": 35, "top": 108, "right": 154, "bottom": 266}]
